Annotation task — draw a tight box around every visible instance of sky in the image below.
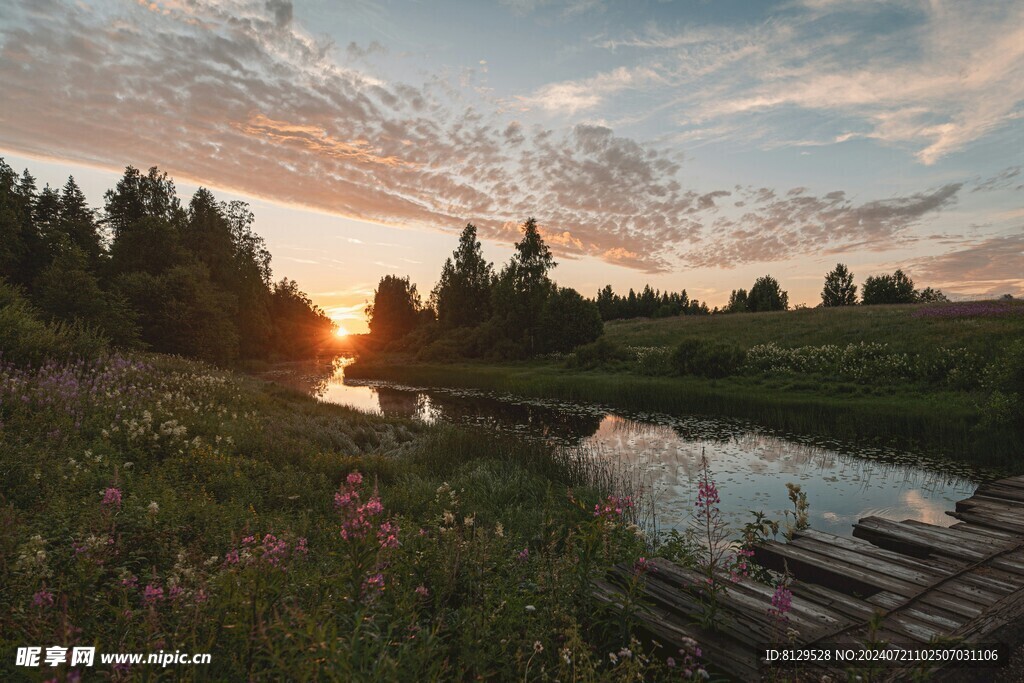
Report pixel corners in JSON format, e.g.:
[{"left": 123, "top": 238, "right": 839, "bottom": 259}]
[{"left": 1, "top": 0, "right": 1021, "bottom": 333}]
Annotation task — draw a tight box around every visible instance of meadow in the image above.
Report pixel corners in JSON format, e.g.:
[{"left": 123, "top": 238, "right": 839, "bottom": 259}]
[
  {"left": 1, "top": 349, "right": 725, "bottom": 681},
  {"left": 348, "top": 301, "right": 1024, "bottom": 466}
]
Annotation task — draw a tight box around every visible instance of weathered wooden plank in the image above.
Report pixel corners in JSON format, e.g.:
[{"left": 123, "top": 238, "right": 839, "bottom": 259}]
[
  {"left": 796, "top": 528, "right": 964, "bottom": 575},
  {"left": 952, "top": 587, "right": 1024, "bottom": 644},
  {"left": 948, "top": 522, "right": 1022, "bottom": 542},
  {"left": 902, "top": 519, "right": 1019, "bottom": 548},
  {"left": 985, "top": 476, "right": 1024, "bottom": 491},
  {"left": 754, "top": 541, "right": 923, "bottom": 598},
  {"left": 853, "top": 517, "right": 991, "bottom": 560},
  {"left": 636, "top": 560, "right": 845, "bottom": 638},
  {"left": 952, "top": 509, "right": 1024, "bottom": 535},
  {"left": 789, "top": 581, "right": 881, "bottom": 623},
  {"left": 792, "top": 535, "right": 950, "bottom": 586},
  {"left": 917, "top": 591, "right": 984, "bottom": 619},
  {"left": 957, "top": 497, "right": 1024, "bottom": 518},
  {"left": 592, "top": 579, "right": 762, "bottom": 681},
  {"left": 973, "top": 484, "right": 1024, "bottom": 504}
]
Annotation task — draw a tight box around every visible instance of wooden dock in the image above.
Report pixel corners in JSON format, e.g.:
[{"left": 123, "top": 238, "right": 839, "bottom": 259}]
[{"left": 594, "top": 475, "right": 1024, "bottom": 681}]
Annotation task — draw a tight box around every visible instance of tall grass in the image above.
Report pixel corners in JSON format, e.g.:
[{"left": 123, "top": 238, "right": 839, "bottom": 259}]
[{"left": 2, "top": 352, "right": 704, "bottom": 681}]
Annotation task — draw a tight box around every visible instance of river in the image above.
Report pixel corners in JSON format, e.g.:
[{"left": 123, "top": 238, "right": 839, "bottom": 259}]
[{"left": 261, "top": 358, "right": 989, "bottom": 539}]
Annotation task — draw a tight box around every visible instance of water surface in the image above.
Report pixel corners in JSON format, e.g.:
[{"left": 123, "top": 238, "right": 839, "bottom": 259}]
[{"left": 261, "top": 359, "right": 986, "bottom": 538}]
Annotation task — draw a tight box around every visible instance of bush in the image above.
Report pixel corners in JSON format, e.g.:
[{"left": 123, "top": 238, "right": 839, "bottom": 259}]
[
  {"left": 565, "top": 338, "right": 630, "bottom": 370},
  {"left": 0, "top": 282, "right": 108, "bottom": 365},
  {"left": 671, "top": 339, "right": 746, "bottom": 378}
]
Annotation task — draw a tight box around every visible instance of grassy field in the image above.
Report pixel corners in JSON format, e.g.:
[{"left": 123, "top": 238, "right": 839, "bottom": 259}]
[
  {"left": 348, "top": 301, "right": 1024, "bottom": 466},
  {"left": 603, "top": 301, "right": 1024, "bottom": 356},
  {"left": 2, "top": 352, "right": 714, "bottom": 681}
]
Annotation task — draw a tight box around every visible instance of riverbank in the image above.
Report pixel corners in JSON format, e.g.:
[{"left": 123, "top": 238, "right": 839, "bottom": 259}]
[
  {"left": 347, "top": 302, "right": 1024, "bottom": 467},
  {"left": 2, "top": 351, "right": 698, "bottom": 680}
]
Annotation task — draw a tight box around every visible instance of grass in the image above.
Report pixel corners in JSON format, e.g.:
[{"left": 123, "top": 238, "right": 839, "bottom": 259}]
[
  {"left": 603, "top": 301, "right": 1024, "bottom": 357},
  {"left": 1, "top": 352, "right": 715, "bottom": 681}
]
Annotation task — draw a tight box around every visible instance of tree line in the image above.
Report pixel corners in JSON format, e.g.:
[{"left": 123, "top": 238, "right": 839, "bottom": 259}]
[
  {"left": 366, "top": 220, "right": 603, "bottom": 359},
  {"left": 594, "top": 285, "right": 710, "bottom": 320},
  {"left": 0, "top": 159, "right": 333, "bottom": 364}
]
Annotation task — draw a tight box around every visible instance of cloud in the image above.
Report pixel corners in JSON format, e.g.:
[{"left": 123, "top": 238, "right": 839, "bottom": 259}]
[
  {"left": 910, "top": 234, "right": 1024, "bottom": 296},
  {"left": 519, "top": 66, "right": 663, "bottom": 115},
  {"left": 685, "top": 183, "right": 963, "bottom": 268},
  {"left": 0, "top": 0, "right": 975, "bottom": 276},
  {"left": 591, "top": 1, "right": 1024, "bottom": 164},
  {"left": 264, "top": 0, "right": 292, "bottom": 29}
]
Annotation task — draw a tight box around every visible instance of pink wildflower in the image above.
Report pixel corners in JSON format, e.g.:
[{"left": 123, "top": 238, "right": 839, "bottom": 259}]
[
  {"left": 517, "top": 547, "right": 529, "bottom": 562},
  {"left": 295, "top": 537, "right": 308, "bottom": 555},
  {"left": 378, "top": 521, "right": 399, "bottom": 549},
  {"left": 415, "top": 585, "right": 430, "bottom": 598},
  {"left": 633, "top": 557, "right": 655, "bottom": 575},
  {"left": 362, "top": 573, "right": 385, "bottom": 594},
  {"left": 32, "top": 589, "right": 54, "bottom": 608},
  {"left": 168, "top": 585, "right": 183, "bottom": 600},
  {"left": 768, "top": 582, "right": 793, "bottom": 621},
  {"left": 121, "top": 574, "right": 139, "bottom": 589},
  {"left": 142, "top": 584, "right": 164, "bottom": 604},
  {"left": 346, "top": 472, "right": 363, "bottom": 487},
  {"left": 101, "top": 487, "right": 122, "bottom": 508}
]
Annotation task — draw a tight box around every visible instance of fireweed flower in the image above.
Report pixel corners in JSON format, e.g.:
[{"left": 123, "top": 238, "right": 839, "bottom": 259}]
[
  {"left": 142, "top": 584, "right": 164, "bottom": 604},
  {"left": 101, "top": 487, "right": 122, "bottom": 508},
  {"left": 769, "top": 582, "right": 793, "bottom": 621},
  {"left": 32, "top": 589, "right": 54, "bottom": 608}
]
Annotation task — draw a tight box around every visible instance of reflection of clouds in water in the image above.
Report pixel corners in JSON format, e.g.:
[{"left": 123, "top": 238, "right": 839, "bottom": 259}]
[{"left": 262, "top": 361, "right": 982, "bottom": 539}]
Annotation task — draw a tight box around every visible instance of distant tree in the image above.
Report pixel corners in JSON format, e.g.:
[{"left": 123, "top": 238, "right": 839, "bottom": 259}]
[
  {"left": 492, "top": 218, "right": 556, "bottom": 352},
  {"left": 726, "top": 288, "right": 749, "bottom": 313},
  {"left": 268, "top": 278, "right": 335, "bottom": 358},
  {"left": 103, "top": 166, "right": 183, "bottom": 239},
  {"left": 367, "top": 275, "right": 423, "bottom": 341},
  {"left": 595, "top": 285, "right": 615, "bottom": 320},
  {"left": 59, "top": 177, "right": 103, "bottom": 267},
  {"left": 432, "top": 224, "right": 494, "bottom": 328},
  {"left": 862, "top": 269, "right": 916, "bottom": 305},
  {"left": 916, "top": 287, "right": 949, "bottom": 303},
  {"left": 183, "top": 188, "right": 236, "bottom": 284},
  {"left": 748, "top": 275, "right": 789, "bottom": 312},
  {"left": 33, "top": 247, "right": 139, "bottom": 346},
  {"left": 537, "top": 287, "right": 603, "bottom": 353},
  {"left": 821, "top": 263, "right": 857, "bottom": 307}
]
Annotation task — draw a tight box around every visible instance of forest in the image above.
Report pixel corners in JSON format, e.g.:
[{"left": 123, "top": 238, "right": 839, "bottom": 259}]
[{"left": 0, "top": 160, "right": 334, "bottom": 365}]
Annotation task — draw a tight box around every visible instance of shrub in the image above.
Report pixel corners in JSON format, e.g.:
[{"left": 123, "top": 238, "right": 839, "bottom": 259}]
[
  {"left": 671, "top": 339, "right": 746, "bottom": 378},
  {"left": 566, "top": 338, "right": 630, "bottom": 370},
  {"left": 0, "top": 282, "right": 108, "bottom": 365}
]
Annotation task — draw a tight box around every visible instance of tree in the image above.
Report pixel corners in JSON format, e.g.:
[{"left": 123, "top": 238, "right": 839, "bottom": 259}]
[
  {"left": 367, "top": 275, "right": 423, "bottom": 341},
  {"left": 59, "top": 177, "right": 103, "bottom": 267},
  {"left": 268, "top": 278, "right": 335, "bottom": 359},
  {"left": 103, "top": 166, "right": 182, "bottom": 239},
  {"left": 726, "top": 288, "right": 749, "bottom": 313},
  {"left": 862, "top": 269, "right": 916, "bottom": 305},
  {"left": 492, "top": 218, "right": 556, "bottom": 351},
  {"left": 748, "top": 275, "right": 789, "bottom": 312},
  {"left": 916, "top": 287, "right": 949, "bottom": 303},
  {"left": 537, "top": 287, "right": 603, "bottom": 353},
  {"left": 432, "top": 224, "right": 494, "bottom": 328},
  {"left": 821, "top": 263, "right": 857, "bottom": 306}
]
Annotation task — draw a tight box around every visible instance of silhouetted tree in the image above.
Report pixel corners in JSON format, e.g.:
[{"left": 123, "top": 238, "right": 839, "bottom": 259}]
[
  {"left": 748, "top": 275, "right": 789, "bottom": 312},
  {"left": 916, "top": 287, "right": 949, "bottom": 303},
  {"left": 367, "top": 275, "right": 423, "bottom": 341},
  {"left": 492, "top": 218, "right": 556, "bottom": 351},
  {"left": 432, "top": 224, "right": 494, "bottom": 328},
  {"left": 862, "top": 270, "right": 916, "bottom": 305},
  {"left": 537, "top": 287, "right": 603, "bottom": 353},
  {"left": 821, "top": 263, "right": 857, "bottom": 307},
  {"left": 727, "top": 288, "right": 749, "bottom": 313}
]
